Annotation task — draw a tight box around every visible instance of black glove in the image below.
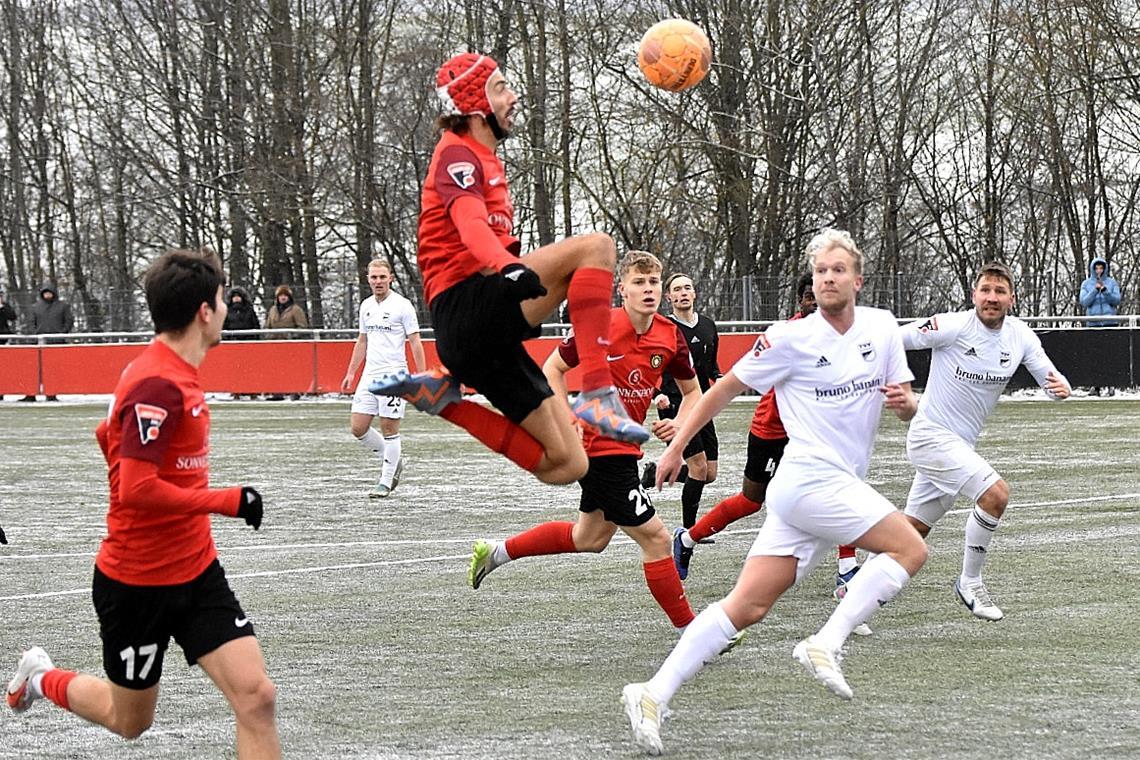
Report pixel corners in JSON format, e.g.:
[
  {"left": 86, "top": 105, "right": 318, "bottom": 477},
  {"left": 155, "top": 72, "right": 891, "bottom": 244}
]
[
  {"left": 0, "top": 524, "right": 7, "bottom": 544},
  {"left": 501, "top": 263, "right": 548, "bottom": 302},
  {"left": 238, "top": 487, "right": 263, "bottom": 530}
]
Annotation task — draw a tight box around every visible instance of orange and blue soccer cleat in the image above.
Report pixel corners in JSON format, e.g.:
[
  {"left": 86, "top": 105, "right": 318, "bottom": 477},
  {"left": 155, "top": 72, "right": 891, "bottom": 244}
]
[
  {"left": 369, "top": 369, "right": 460, "bottom": 415},
  {"left": 571, "top": 386, "right": 649, "bottom": 444}
]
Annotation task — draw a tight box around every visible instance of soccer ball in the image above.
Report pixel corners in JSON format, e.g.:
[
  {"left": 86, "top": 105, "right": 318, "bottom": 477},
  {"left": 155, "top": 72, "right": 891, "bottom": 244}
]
[{"left": 637, "top": 18, "right": 712, "bottom": 92}]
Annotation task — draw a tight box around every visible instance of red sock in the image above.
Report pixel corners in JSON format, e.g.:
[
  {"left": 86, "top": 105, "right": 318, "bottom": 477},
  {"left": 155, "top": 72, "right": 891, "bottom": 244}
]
[
  {"left": 689, "top": 492, "right": 763, "bottom": 542},
  {"left": 566, "top": 267, "right": 614, "bottom": 391},
  {"left": 41, "top": 669, "right": 77, "bottom": 711},
  {"left": 838, "top": 544, "right": 857, "bottom": 560},
  {"left": 644, "top": 557, "right": 695, "bottom": 628},
  {"left": 505, "top": 521, "right": 577, "bottom": 559},
  {"left": 440, "top": 401, "right": 544, "bottom": 472}
]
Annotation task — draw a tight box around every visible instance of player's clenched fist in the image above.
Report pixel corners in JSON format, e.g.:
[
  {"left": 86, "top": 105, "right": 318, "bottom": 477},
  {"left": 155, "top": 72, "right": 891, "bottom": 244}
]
[{"left": 238, "top": 487, "right": 264, "bottom": 530}]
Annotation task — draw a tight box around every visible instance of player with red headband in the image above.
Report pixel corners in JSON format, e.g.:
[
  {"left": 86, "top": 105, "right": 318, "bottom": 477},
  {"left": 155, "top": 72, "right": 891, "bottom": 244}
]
[{"left": 372, "top": 52, "right": 647, "bottom": 485}]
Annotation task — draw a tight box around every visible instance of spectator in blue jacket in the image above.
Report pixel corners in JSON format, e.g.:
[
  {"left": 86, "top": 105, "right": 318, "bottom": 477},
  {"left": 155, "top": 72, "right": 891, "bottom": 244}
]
[{"left": 1079, "top": 257, "right": 1121, "bottom": 327}]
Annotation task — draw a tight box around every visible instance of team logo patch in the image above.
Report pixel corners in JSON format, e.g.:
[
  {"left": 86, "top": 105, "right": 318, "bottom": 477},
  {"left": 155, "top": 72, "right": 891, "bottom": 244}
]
[
  {"left": 999, "top": 351, "right": 1011, "bottom": 367},
  {"left": 916, "top": 317, "right": 939, "bottom": 333},
  {"left": 446, "top": 161, "right": 477, "bottom": 189},
  {"left": 859, "top": 341, "right": 876, "bottom": 362},
  {"left": 627, "top": 368, "right": 644, "bottom": 386},
  {"left": 650, "top": 354, "right": 664, "bottom": 369},
  {"left": 752, "top": 335, "right": 772, "bottom": 356},
  {"left": 134, "top": 403, "right": 169, "bottom": 445}
]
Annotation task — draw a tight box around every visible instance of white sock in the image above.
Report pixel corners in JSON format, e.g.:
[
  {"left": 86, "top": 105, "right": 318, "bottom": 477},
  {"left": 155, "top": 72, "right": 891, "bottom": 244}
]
[
  {"left": 380, "top": 434, "right": 402, "bottom": 486},
  {"left": 962, "top": 506, "right": 999, "bottom": 582},
  {"left": 680, "top": 529, "right": 696, "bottom": 549},
  {"left": 646, "top": 602, "right": 738, "bottom": 704},
  {"left": 815, "top": 554, "right": 911, "bottom": 651},
  {"left": 29, "top": 672, "right": 46, "bottom": 700},
  {"left": 836, "top": 555, "right": 857, "bottom": 575},
  {"left": 492, "top": 541, "right": 512, "bottom": 566},
  {"left": 355, "top": 428, "right": 385, "bottom": 460}
]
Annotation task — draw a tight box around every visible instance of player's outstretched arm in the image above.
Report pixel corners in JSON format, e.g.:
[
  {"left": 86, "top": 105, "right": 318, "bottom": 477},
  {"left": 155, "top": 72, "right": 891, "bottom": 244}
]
[
  {"left": 657, "top": 372, "right": 746, "bottom": 488},
  {"left": 119, "top": 457, "right": 246, "bottom": 519}
]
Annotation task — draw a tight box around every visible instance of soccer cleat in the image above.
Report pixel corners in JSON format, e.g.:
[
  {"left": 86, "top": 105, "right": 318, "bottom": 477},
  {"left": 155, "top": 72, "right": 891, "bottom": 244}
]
[
  {"left": 852, "top": 623, "right": 873, "bottom": 636},
  {"left": 621, "top": 682, "right": 664, "bottom": 756},
  {"left": 368, "top": 369, "right": 460, "bottom": 415},
  {"left": 719, "top": 629, "right": 746, "bottom": 655},
  {"left": 640, "top": 461, "right": 657, "bottom": 490},
  {"left": 793, "top": 636, "right": 853, "bottom": 700},
  {"left": 391, "top": 459, "right": 405, "bottom": 491},
  {"left": 468, "top": 540, "right": 504, "bottom": 590},
  {"left": 672, "top": 527, "right": 693, "bottom": 581},
  {"left": 833, "top": 565, "right": 860, "bottom": 602},
  {"left": 7, "top": 646, "right": 53, "bottom": 713},
  {"left": 955, "top": 578, "right": 1004, "bottom": 621},
  {"left": 571, "top": 386, "right": 649, "bottom": 444},
  {"left": 369, "top": 482, "right": 391, "bottom": 499}
]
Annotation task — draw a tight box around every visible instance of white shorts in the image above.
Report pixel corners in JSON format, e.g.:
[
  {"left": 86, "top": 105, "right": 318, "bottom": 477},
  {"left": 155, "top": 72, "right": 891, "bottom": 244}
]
[
  {"left": 904, "top": 432, "right": 1000, "bottom": 527},
  {"left": 747, "top": 459, "right": 898, "bottom": 584},
  {"left": 351, "top": 385, "right": 406, "bottom": 419}
]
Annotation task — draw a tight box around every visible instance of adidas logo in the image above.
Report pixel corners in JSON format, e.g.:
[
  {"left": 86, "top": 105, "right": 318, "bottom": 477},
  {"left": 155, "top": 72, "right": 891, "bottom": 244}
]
[
  {"left": 815, "top": 356, "right": 830, "bottom": 367},
  {"left": 964, "top": 346, "right": 977, "bottom": 356},
  {"left": 690, "top": 335, "right": 700, "bottom": 344}
]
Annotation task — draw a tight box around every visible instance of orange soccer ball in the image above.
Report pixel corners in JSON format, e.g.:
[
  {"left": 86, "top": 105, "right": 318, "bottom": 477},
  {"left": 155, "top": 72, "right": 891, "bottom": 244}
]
[{"left": 637, "top": 18, "right": 712, "bottom": 92}]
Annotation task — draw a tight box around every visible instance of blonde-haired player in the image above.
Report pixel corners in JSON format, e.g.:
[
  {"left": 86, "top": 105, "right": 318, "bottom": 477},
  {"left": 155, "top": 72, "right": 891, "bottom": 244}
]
[{"left": 341, "top": 259, "right": 427, "bottom": 498}]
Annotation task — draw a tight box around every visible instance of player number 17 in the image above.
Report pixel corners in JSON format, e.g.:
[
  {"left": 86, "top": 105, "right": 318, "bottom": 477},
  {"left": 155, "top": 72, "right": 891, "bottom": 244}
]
[{"left": 119, "top": 644, "right": 158, "bottom": 681}]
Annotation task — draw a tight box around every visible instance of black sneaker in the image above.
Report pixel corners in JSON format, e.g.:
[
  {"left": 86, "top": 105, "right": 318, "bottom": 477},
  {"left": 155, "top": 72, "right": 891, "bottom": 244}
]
[
  {"left": 672, "top": 527, "right": 693, "bottom": 580},
  {"left": 640, "top": 462, "right": 657, "bottom": 490}
]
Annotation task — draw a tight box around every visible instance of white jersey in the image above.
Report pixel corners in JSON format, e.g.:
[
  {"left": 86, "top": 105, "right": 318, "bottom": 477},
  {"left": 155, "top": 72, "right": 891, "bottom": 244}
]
[
  {"left": 903, "top": 310, "right": 1067, "bottom": 446},
  {"left": 358, "top": 290, "right": 420, "bottom": 377},
  {"left": 732, "top": 306, "right": 913, "bottom": 478}
]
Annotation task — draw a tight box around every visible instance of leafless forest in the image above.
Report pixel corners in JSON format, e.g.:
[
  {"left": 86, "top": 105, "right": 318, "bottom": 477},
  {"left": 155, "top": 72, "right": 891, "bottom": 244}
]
[{"left": 1, "top": 0, "right": 1137, "bottom": 329}]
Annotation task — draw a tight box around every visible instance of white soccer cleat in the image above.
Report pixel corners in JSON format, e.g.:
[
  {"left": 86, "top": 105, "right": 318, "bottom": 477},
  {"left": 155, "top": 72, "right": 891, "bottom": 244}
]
[
  {"left": 468, "top": 540, "right": 505, "bottom": 590},
  {"left": 622, "top": 682, "right": 664, "bottom": 756},
  {"left": 368, "top": 481, "right": 392, "bottom": 499},
  {"left": 7, "top": 646, "right": 53, "bottom": 713},
  {"left": 391, "top": 459, "right": 405, "bottom": 491},
  {"left": 793, "top": 637, "right": 853, "bottom": 700},
  {"left": 955, "top": 579, "right": 1004, "bottom": 621},
  {"left": 852, "top": 623, "right": 873, "bottom": 637}
]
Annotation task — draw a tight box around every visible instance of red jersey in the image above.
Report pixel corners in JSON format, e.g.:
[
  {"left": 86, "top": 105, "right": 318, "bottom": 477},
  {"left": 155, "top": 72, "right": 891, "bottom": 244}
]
[
  {"left": 94, "top": 340, "right": 241, "bottom": 585},
  {"left": 560, "top": 308, "right": 695, "bottom": 457},
  {"left": 418, "top": 130, "right": 521, "bottom": 304},
  {"left": 749, "top": 312, "right": 806, "bottom": 439}
]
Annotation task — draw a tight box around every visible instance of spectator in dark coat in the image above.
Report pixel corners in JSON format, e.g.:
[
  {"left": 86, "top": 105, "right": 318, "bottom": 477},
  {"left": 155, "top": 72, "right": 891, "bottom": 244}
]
[
  {"left": 0, "top": 290, "right": 17, "bottom": 342},
  {"left": 222, "top": 286, "right": 260, "bottom": 339},
  {"left": 30, "top": 283, "right": 73, "bottom": 338}
]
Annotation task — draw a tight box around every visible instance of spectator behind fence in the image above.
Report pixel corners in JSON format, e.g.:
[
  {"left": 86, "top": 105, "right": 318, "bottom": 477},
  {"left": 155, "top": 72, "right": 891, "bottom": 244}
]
[
  {"left": 223, "top": 286, "right": 260, "bottom": 339},
  {"left": 0, "top": 289, "right": 16, "bottom": 342},
  {"left": 266, "top": 285, "right": 308, "bottom": 336},
  {"left": 1079, "top": 257, "right": 1121, "bottom": 327},
  {"left": 22, "top": 283, "right": 73, "bottom": 400}
]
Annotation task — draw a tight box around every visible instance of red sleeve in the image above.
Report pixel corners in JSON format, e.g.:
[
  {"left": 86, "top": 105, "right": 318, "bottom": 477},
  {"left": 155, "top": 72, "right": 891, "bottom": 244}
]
[
  {"left": 666, "top": 326, "right": 697, "bottom": 380},
  {"left": 119, "top": 458, "right": 242, "bottom": 517},
  {"left": 117, "top": 377, "right": 185, "bottom": 464},
  {"left": 434, "top": 144, "right": 485, "bottom": 208},
  {"left": 448, "top": 195, "right": 518, "bottom": 271},
  {"left": 558, "top": 333, "right": 580, "bottom": 368}
]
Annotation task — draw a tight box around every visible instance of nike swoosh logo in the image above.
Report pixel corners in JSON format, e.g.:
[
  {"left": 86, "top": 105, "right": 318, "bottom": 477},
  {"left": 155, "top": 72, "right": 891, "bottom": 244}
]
[
  {"left": 191, "top": 405, "right": 204, "bottom": 417},
  {"left": 488, "top": 176, "right": 503, "bottom": 186},
  {"left": 234, "top": 616, "right": 250, "bottom": 628},
  {"left": 606, "top": 354, "right": 625, "bottom": 362}
]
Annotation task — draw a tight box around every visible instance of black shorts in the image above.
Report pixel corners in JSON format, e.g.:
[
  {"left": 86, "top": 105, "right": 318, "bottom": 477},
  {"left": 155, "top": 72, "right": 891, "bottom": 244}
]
[
  {"left": 92, "top": 559, "right": 255, "bottom": 690},
  {"left": 578, "top": 455, "right": 655, "bottom": 527},
  {"left": 431, "top": 273, "right": 552, "bottom": 424},
  {"left": 743, "top": 434, "right": 789, "bottom": 485},
  {"left": 682, "top": 419, "right": 719, "bottom": 461}
]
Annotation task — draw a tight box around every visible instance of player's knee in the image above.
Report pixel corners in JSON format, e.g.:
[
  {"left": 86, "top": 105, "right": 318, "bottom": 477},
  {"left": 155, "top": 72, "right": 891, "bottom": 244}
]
[
  {"left": 901, "top": 534, "right": 929, "bottom": 573},
  {"left": 233, "top": 676, "right": 277, "bottom": 726},
  {"left": 580, "top": 232, "right": 616, "bottom": 269},
  {"left": 688, "top": 460, "right": 708, "bottom": 481},
  {"left": 350, "top": 422, "right": 370, "bottom": 439},
  {"left": 979, "top": 480, "right": 1009, "bottom": 515},
  {"left": 906, "top": 514, "right": 931, "bottom": 538},
  {"left": 111, "top": 712, "right": 154, "bottom": 740}
]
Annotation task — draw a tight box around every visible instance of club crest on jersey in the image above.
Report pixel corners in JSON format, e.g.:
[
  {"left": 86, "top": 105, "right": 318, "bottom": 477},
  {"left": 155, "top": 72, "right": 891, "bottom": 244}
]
[
  {"left": 650, "top": 354, "right": 664, "bottom": 369},
  {"left": 752, "top": 335, "right": 772, "bottom": 356},
  {"left": 916, "top": 317, "right": 939, "bottom": 332},
  {"left": 134, "top": 403, "right": 168, "bottom": 445},
  {"left": 999, "top": 351, "right": 1011, "bottom": 367},
  {"left": 859, "top": 341, "right": 876, "bottom": 362},
  {"left": 446, "top": 161, "right": 477, "bottom": 189},
  {"left": 627, "top": 368, "right": 644, "bottom": 386}
]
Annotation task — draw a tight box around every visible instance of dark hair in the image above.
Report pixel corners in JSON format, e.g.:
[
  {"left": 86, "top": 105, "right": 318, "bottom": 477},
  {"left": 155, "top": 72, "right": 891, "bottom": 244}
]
[
  {"left": 144, "top": 249, "right": 225, "bottom": 334},
  {"left": 796, "top": 272, "right": 814, "bottom": 300},
  {"left": 974, "top": 261, "right": 1014, "bottom": 290},
  {"left": 664, "top": 272, "right": 692, "bottom": 291},
  {"left": 435, "top": 114, "right": 472, "bottom": 135}
]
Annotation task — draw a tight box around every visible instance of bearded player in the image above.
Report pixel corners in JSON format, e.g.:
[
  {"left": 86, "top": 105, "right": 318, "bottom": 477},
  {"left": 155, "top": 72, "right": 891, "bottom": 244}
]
[{"left": 371, "top": 53, "right": 647, "bottom": 486}]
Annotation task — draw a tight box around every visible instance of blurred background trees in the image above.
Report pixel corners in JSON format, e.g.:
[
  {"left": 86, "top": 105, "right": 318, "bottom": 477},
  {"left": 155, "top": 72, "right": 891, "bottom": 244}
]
[{"left": 1, "top": 0, "right": 1137, "bottom": 329}]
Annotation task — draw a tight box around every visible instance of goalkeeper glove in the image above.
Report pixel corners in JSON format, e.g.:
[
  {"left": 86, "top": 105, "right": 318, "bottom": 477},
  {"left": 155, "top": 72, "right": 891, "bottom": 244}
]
[
  {"left": 238, "top": 487, "right": 263, "bottom": 530},
  {"left": 501, "top": 263, "right": 547, "bottom": 302}
]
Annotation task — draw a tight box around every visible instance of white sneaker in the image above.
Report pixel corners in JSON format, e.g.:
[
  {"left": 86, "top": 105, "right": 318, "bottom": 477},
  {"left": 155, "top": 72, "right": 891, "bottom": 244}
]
[
  {"left": 955, "top": 578, "right": 1004, "bottom": 621},
  {"left": 468, "top": 540, "right": 505, "bottom": 590},
  {"left": 7, "top": 647, "right": 53, "bottom": 713},
  {"left": 368, "top": 481, "right": 391, "bottom": 499},
  {"left": 792, "top": 637, "right": 853, "bottom": 700},
  {"left": 852, "top": 623, "right": 873, "bottom": 636},
  {"left": 621, "top": 682, "right": 664, "bottom": 756}
]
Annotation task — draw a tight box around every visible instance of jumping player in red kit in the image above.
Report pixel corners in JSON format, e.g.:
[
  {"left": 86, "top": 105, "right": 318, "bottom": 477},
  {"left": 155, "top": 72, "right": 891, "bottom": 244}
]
[
  {"left": 6, "top": 249, "right": 280, "bottom": 759},
  {"left": 466, "top": 251, "right": 701, "bottom": 630},
  {"left": 370, "top": 52, "right": 647, "bottom": 486}
]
